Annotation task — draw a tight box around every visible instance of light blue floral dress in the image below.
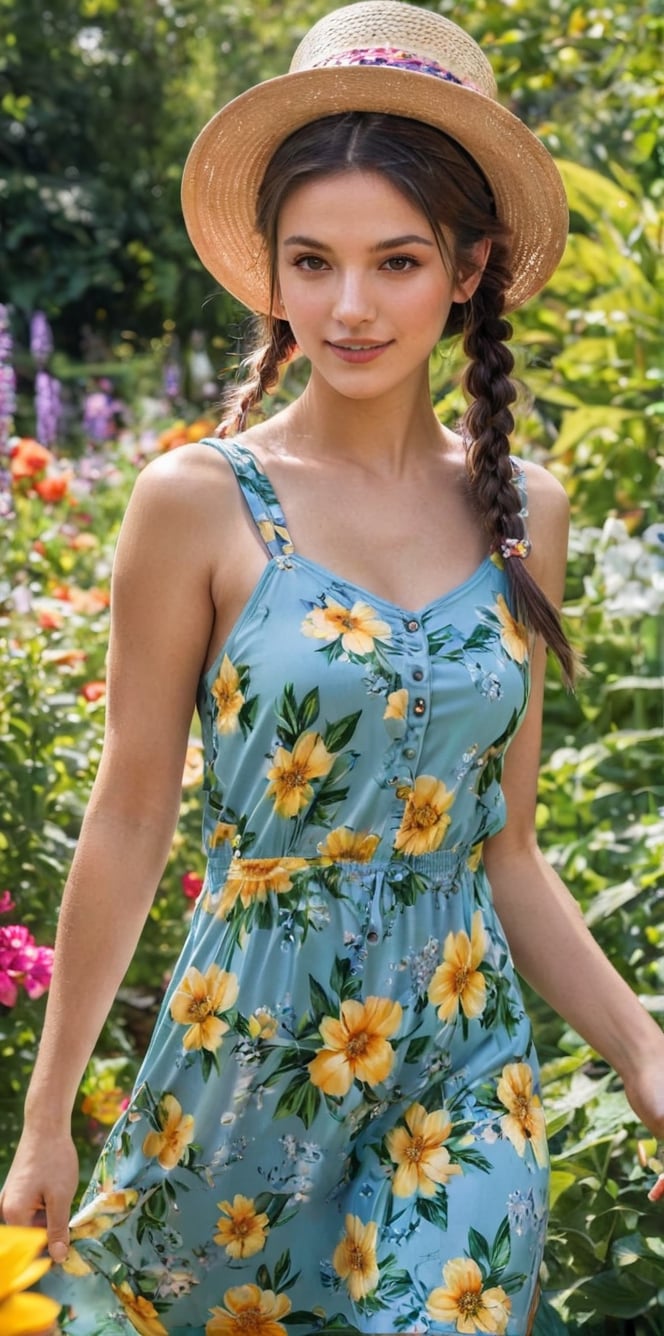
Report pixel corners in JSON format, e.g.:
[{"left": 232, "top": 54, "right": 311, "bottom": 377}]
[{"left": 49, "top": 439, "right": 549, "bottom": 1336}]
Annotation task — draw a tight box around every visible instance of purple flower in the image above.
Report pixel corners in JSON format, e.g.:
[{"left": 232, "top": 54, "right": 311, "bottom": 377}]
[
  {"left": 0, "top": 304, "right": 16, "bottom": 456},
  {"left": 30, "top": 310, "right": 54, "bottom": 366},
  {"left": 35, "top": 370, "right": 62, "bottom": 446},
  {"left": 83, "top": 387, "right": 115, "bottom": 443}
]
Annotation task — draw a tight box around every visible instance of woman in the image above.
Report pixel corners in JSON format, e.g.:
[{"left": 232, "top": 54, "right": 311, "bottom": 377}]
[{"left": 2, "top": 4, "right": 663, "bottom": 1334}]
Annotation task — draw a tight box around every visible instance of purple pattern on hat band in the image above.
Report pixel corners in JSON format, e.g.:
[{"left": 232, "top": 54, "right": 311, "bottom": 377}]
[{"left": 313, "top": 46, "right": 484, "bottom": 94}]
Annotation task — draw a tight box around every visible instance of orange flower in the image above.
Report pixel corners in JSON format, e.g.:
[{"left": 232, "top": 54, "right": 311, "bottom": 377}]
[
  {"left": 427, "top": 1257, "right": 510, "bottom": 1333},
  {"left": 210, "top": 655, "right": 245, "bottom": 734},
  {"left": 81, "top": 1086, "right": 127, "bottom": 1125},
  {"left": 206, "top": 1284, "right": 291, "bottom": 1336},
  {"left": 266, "top": 732, "right": 334, "bottom": 818},
  {"left": 308, "top": 996, "right": 402, "bottom": 1096},
  {"left": 386, "top": 1103, "right": 462, "bottom": 1198},
  {"left": 214, "top": 1194, "right": 269, "bottom": 1258},
  {"left": 496, "top": 1062, "right": 548, "bottom": 1167},
  {"left": 301, "top": 597, "right": 391, "bottom": 655},
  {"left": 37, "top": 609, "right": 63, "bottom": 630},
  {"left": 393, "top": 774, "right": 455, "bottom": 856},
  {"left": 428, "top": 911, "right": 487, "bottom": 1023},
  {"left": 34, "top": 473, "right": 71, "bottom": 502},
  {"left": 142, "top": 1093, "right": 195, "bottom": 1170},
  {"left": 217, "top": 856, "right": 307, "bottom": 918},
  {"left": 494, "top": 594, "right": 529, "bottom": 663},
  {"left": 169, "top": 964, "right": 239, "bottom": 1051},
  {"left": 112, "top": 1280, "right": 169, "bottom": 1336},
  {"left": 332, "top": 1214, "right": 379, "bottom": 1301},
  {"left": 317, "top": 826, "right": 380, "bottom": 863},
  {"left": 10, "top": 438, "right": 53, "bottom": 478},
  {"left": 81, "top": 680, "right": 106, "bottom": 702}
]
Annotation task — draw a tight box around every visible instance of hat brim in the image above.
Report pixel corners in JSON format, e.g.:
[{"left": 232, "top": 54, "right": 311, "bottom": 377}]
[{"left": 181, "top": 65, "right": 568, "bottom": 314}]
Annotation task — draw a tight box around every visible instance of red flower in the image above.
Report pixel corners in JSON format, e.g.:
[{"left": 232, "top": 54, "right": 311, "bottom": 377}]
[
  {"left": 34, "top": 474, "right": 70, "bottom": 503},
  {"left": 181, "top": 872, "right": 204, "bottom": 901},
  {"left": 81, "top": 681, "right": 106, "bottom": 702},
  {"left": 37, "top": 609, "right": 63, "bottom": 630},
  {"left": 10, "top": 438, "right": 54, "bottom": 479}
]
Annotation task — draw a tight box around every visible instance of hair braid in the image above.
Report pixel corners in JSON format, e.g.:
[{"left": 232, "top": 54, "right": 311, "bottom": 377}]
[
  {"left": 462, "top": 246, "right": 576, "bottom": 687},
  {"left": 217, "top": 315, "right": 297, "bottom": 438}
]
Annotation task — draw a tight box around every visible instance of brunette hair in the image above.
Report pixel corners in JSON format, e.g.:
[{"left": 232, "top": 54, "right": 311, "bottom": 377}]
[{"left": 219, "top": 112, "right": 575, "bottom": 684}]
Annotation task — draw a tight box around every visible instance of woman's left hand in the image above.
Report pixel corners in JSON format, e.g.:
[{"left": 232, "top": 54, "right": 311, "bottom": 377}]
[{"left": 621, "top": 1054, "right": 664, "bottom": 1202}]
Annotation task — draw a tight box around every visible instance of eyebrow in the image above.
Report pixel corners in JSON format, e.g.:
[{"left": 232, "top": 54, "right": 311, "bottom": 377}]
[{"left": 282, "top": 233, "right": 435, "bottom": 251}]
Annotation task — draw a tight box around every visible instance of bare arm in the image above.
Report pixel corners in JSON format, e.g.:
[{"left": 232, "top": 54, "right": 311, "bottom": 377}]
[{"left": 484, "top": 464, "right": 664, "bottom": 1168}]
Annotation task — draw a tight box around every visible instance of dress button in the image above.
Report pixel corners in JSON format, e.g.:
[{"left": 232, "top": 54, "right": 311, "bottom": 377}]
[
  {"left": 412, "top": 668, "right": 424, "bottom": 682},
  {"left": 405, "top": 618, "right": 420, "bottom": 633},
  {"left": 404, "top": 746, "right": 416, "bottom": 760},
  {"left": 413, "top": 697, "right": 426, "bottom": 716},
  {"left": 366, "top": 929, "right": 379, "bottom": 944}
]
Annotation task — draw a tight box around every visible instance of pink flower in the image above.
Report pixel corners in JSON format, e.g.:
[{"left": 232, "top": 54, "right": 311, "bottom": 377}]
[
  {"left": 0, "top": 890, "right": 15, "bottom": 914},
  {"left": 0, "top": 923, "right": 54, "bottom": 1007},
  {"left": 181, "top": 872, "right": 204, "bottom": 901}
]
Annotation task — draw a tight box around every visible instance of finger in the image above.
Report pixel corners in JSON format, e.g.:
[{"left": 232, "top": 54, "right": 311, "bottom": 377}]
[
  {"left": 45, "top": 1192, "right": 71, "bottom": 1264},
  {"left": 647, "top": 1172, "right": 664, "bottom": 1203}
]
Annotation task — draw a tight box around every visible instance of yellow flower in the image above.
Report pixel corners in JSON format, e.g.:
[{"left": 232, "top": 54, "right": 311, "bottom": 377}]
[
  {"left": 386, "top": 1103, "right": 462, "bottom": 1198},
  {"left": 248, "top": 1008, "right": 278, "bottom": 1039},
  {"left": 81, "top": 1085, "right": 127, "bottom": 1125},
  {"left": 182, "top": 742, "right": 204, "bottom": 788},
  {"left": 383, "top": 687, "right": 408, "bottom": 720},
  {"left": 332, "top": 1214, "right": 379, "bottom": 1301},
  {"left": 317, "top": 826, "right": 380, "bottom": 864},
  {"left": 218, "top": 856, "right": 308, "bottom": 918},
  {"left": 214, "top": 1194, "right": 270, "bottom": 1258},
  {"left": 301, "top": 597, "right": 391, "bottom": 654},
  {"left": 265, "top": 732, "right": 334, "bottom": 818},
  {"left": 206, "top": 1284, "right": 291, "bottom": 1336},
  {"left": 427, "top": 1257, "right": 511, "bottom": 1333},
  {"left": 496, "top": 1062, "right": 548, "bottom": 1168},
  {"left": 112, "top": 1281, "right": 169, "bottom": 1336},
  {"left": 428, "top": 911, "right": 487, "bottom": 1023},
  {"left": 308, "top": 996, "right": 402, "bottom": 1096},
  {"left": 494, "top": 594, "right": 529, "bottom": 663},
  {"left": 142, "top": 1093, "right": 195, "bottom": 1170},
  {"left": 466, "top": 843, "right": 484, "bottom": 873},
  {"left": 210, "top": 821, "right": 238, "bottom": 848},
  {"left": 393, "top": 774, "right": 454, "bottom": 856},
  {"left": 211, "top": 655, "right": 245, "bottom": 733},
  {"left": 70, "top": 1188, "right": 139, "bottom": 1240},
  {"left": 60, "top": 1245, "right": 94, "bottom": 1275},
  {"left": 170, "top": 964, "right": 239, "bottom": 1051},
  {"left": 0, "top": 1225, "right": 60, "bottom": 1336}
]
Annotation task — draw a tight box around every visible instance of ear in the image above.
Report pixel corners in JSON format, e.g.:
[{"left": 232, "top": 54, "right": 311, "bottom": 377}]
[
  {"left": 272, "top": 286, "right": 288, "bottom": 320},
  {"left": 452, "top": 238, "right": 492, "bottom": 304}
]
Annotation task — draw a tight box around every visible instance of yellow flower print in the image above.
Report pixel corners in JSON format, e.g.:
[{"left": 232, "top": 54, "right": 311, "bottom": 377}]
[
  {"left": 466, "top": 842, "right": 484, "bottom": 873},
  {"left": 393, "top": 774, "right": 454, "bottom": 856},
  {"left": 112, "top": 1281, "right": 169, "bottom": 1336},
  {"left": 142, "top": 1093, "right": 195, "bottom": 1170},
  {"left": 60, "top": 1244, "right": 94, "bottom": 1275},
  {"left": 206, "top": 1284, "right": 292, "bottom": 1336},
  {"left": 0, "top": 1225, "right": 61, "bottom": 1335},
  {"left": 248, "top": 1008, "right": 279, "bottom": 1039},
  {"left": 266, "top": 732, "right": 334, "bottom": 818},
  {"left": 427, "top": 1257, "right": 511, "bottom": 1333},
  {"left": 257, "top": 518, "right": 294, "bottom": 555},
  {"left": 210, "top": 820, "right": 238, "bottom": 848},
  {"left": 301, "top": 597, "right": 391, "bottom": 655},
  {"left": 317, "top": 826, "right": 380, "bottom": 863},
  {"left": 308, "top": 996, "right": 402, "bottom": 1096},
  {"left": 218, "top": 856, "right": 308, "bottom": 918},
  {"left": 214, "top": 1194, "right": 270, "bottom": 1258},
  {"left": 383, "top": 687, "right": 408, "bottom": 720},
  {"left": 496, "top": 1062, "right": 548, "bottom": 1168},
  {"left": 170, "top": 964, "right": 239, "bottom": 1052},
  {"left": 211, "top": 655, "right": 245, "bottom": 733},
  {"left": 332, "top": 1213, "right": 379, "bottom": 1301},
  {"left": 494, "top": 594, "right": 529, "bottom": 663},
  {"left": 70, "top": 1187, "right": 139, "bottom": 1240},
  {"left": 428, "top": 911, "right": 487, "bottom": 1023},
  {"left": 386, "top": 1103, "right": 462, "bottom": 1198}
]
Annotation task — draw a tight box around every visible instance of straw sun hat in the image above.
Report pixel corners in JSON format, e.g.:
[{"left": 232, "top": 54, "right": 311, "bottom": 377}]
[{"left": 181, "top": 0, "right": 568, "bottom": 313}]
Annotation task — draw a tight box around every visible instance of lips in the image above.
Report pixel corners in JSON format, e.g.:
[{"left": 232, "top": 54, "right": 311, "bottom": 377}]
[{"left": 326, "top": 340, "right": 393, "bottom": 363}]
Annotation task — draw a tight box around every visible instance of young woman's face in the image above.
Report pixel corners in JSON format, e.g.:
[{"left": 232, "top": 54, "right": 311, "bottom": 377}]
[{"left": 275, "top": 169, "right": 482, "bottom": 403}]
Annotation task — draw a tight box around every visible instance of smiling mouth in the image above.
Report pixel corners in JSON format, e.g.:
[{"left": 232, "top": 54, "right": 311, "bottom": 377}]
[{"left": 328, "top": 341, "right": 391, "bottom": 350}]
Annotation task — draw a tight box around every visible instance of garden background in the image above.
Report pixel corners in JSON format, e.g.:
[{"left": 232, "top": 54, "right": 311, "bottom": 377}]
[{"left": 0, "top": 0, "right": 663, "bottom": 1330}]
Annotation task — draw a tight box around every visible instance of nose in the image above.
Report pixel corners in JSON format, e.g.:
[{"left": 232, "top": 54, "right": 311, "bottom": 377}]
[{"left": 331, "top": 269, "right": 376, "bottom": 328}]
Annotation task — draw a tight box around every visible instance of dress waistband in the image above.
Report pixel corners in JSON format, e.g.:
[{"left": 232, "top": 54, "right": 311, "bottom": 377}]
[{"left": 207, "top": 844, "right": 481, "bottom": 892}]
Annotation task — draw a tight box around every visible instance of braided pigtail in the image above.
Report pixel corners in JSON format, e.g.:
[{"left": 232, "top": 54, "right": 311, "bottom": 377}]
[
  {"left": 462, "top": 244, "right": 576, "bottom": 687},
  {"left": 217, "top": 315, "right": 297, "bottom": 438}
]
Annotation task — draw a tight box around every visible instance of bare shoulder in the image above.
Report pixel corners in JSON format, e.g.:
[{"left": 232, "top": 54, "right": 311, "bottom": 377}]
[
  {"left": 516, "top": 457, "right": 570, "bottom": 602},
  {"left": 129, "top": 441, "right": 239, "bottom": 523}
]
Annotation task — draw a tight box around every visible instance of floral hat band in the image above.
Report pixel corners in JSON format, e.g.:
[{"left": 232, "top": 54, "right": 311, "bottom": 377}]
[{"left": 312, "top": 46, "right": 485, "bottom": 96}]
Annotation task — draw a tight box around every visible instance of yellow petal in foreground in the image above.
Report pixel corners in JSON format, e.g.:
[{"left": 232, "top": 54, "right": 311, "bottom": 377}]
[
  {"left": 427, "top": 1257, "right": 510, "bottom": 1334},
  {"left": 60, "top": 1244, "right": 94, "bottom": 1276},
  {"left": 0, "top": 1226, "right": 60, "bottom": 1336},
  {"left": 428, "top": 910, "right": 487, "bottom": 1023},
  {"left": 266, "top": 732, "right": 334, "bottom": 818},
  {"left": 214, "top": 1194, "right": 269, "bottom": 1258},
  {"left": 386, "top": 1102, "right": 462, "bottom": 1198},
  {"left": 332, "top": 1213, "right": 379, "bottom": 1301},
  {"left": 308, "top": 996, "right": 402, "bottom": 1096},
  {"left": 301, "top": 598, "right": 391, "bottom": 654},
  {"left": 142, "top": 1093, "right": 195, "bottom": 1170},
  {"left": 494, "top": 593, "right": 529, "bottom": 664},
  {"left": 393, "top": 774, "right": 454, "bottom": 856},
  {"left": 317, "top": 826, "right": 380, "bottom": 864},
  {"left": 169, "top": 964, "right": 239, "bottom": 1052},
  {"left": 211, "top": 655, "right": 245, "bottom": 733},
  {"left": 112, "top": 1281, "right": 169, "bottom": 1336},
  {"left": 206, "top": 1283, "right": 291, "bottom": 1336},
  {"left": 497, "top": 1062, "right": 548, "bottom": 1168}
]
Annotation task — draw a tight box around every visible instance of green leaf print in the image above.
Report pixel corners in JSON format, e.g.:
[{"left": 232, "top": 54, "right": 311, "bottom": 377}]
[
  {"left": 323, "top": 709, "right": 362, "bottom": 753},
  {"left": 274, "top": 1069, "right": 321, "bottom": 1128},
  {"left": 468, "top": 1226, "right": 492, "bottom": 1274},
  {"left": 490, "top": 1215, "right": 512, "bottom": 1272},
  {"left": 309, "top": 973, "right": 334, "bottom": 1022},
  {"left": 416, "top": 1191, "right": 449, "bottom": 1231},
  {"left": 330, "top": 954, "right": 361, "bottom": 1001},
  {"left": 274, "top": 683, "right": 321, "bottom": 747}
]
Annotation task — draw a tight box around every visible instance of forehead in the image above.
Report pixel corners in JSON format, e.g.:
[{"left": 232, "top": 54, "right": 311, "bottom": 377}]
[{"left": 277, "top": 168, "right": 435, "bottom": 238}]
